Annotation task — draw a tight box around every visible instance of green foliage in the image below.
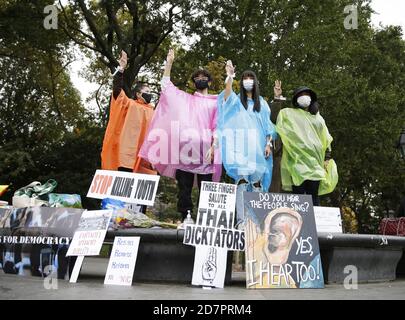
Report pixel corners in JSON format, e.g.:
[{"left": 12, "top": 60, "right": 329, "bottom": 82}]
[
  {"left": 0, "top": 1, "right": 101, "bottom": 209},
  {"left": 182, "top": 0, "right": 405, "bottom": 233}
]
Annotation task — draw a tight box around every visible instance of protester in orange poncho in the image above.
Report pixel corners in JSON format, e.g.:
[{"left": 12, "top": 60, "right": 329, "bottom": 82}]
[{"left": 101, "top": 51, "right": 156, "bottom": 175}]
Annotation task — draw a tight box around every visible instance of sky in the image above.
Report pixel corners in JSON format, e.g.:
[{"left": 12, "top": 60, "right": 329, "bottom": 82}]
[{"left": 69, "top": 0, "right": 405, "bottom": 108}]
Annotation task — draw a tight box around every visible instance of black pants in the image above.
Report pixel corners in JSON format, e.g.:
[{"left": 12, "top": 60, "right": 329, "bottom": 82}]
[
  {"left": 292, "top": 180, "right": 320, "bottom": 206},
  {"left": 176, "top": 170, "right": 213, "bottom": 220},
  {"left": 118, "top": 166, "right": 147, "bottom": 214}
]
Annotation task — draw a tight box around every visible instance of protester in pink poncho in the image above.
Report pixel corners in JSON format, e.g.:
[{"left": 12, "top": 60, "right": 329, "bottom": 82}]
[{"left": 139, "top": 49, "right": 221, "bottom": 223}]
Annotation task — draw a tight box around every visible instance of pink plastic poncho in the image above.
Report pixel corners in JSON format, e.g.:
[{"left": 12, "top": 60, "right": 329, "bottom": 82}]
[{"left": 139, "top": 80, "right": 221, "bottom": 181}]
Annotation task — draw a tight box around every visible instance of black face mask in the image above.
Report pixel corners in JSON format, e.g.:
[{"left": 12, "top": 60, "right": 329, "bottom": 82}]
[
  {"left": 141, "top": 92, "right": 152, "bottom": 104},
  {"left": 194, "top": 79, "right": 209, "bottom": 90}
]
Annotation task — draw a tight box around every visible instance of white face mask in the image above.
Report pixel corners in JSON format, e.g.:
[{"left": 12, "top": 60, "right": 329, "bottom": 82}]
[
  {"left": 243, "top": 79, "right": 254, "bottom": 92},
  {"left": 297, "top": 95, "right": 312, "bottom": 108}
]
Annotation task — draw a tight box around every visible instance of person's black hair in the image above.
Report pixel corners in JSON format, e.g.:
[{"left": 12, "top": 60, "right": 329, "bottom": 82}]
[
  {"left": 190, "top": 69, "right": 213, "bottom": 82},
  {"left": 240, "top": 70, "right": 261, "bottom": 112},
  {"left": 134, "top": 82, "right": 148, "bottom": 94},
  {"left": 308, "top": 101, "right": 319, "bottom": 115}
]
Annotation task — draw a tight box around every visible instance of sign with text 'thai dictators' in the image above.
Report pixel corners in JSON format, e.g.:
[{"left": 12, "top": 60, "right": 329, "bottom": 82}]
[{"left": 87, "top": 170, "right": 160, "bottom": 206}]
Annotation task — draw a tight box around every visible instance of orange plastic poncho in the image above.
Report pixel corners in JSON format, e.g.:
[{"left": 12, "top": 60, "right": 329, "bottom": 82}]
[{"left": 101, "top": 90, "right": 156, "bottom": 175}]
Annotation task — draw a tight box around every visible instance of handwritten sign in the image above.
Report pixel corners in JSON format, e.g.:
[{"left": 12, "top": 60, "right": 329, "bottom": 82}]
[
  {"left": 243, "top": 192, "right": 324, "bottom": 289},
  {"left": 66, "top": 210, "right": 112, "bottom": 257},
  {"left": 104, "top": 237, "right": 140, "bottom": 286},
  {"left": 87, "top": 170, "right": 160, "bottom": 206}
]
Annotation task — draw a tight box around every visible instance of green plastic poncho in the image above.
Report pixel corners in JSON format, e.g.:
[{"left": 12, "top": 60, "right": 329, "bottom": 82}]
[{"left": 276, "top": 108, "right": 338, "bottom": 195}]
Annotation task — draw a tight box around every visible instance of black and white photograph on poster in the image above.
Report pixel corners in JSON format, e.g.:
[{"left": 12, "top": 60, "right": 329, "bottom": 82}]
[
  {"left": 182, "top": 181, "right": 243, "bottom": 289},
  {"left": 0, "top": 207, "right": 83, "bottom": 279},
  {"left": 67, "top": 210, "right": 112, "bottom": 257},
  {"left": 243, "top": 192, "right": 325, "bottom": 289}
]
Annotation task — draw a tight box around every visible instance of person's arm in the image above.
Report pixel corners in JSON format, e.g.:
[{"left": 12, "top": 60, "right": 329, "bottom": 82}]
[
  {"left": 224, "top": 60, "right": 235, "bottom": 101},
  {"left": 112, "top": 71, "right": 124, "bottom": 99},
  {"left": 161, "top": 49, "right": 174, "bottom": 90},
  {"left": 163, "top": 49, "right": 174, "bottom": 78},
  {"left": 113, "top": 50, "right": 127, "bottom": 99},
  {"left": 270, "top": 80, "right": 286, "bottom": 124}
]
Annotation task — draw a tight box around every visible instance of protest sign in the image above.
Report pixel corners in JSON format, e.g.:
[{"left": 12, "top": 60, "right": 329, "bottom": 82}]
[
  {"left": 243, "top": 192, "right": 324, "bottom": 289},
  {"left": 183, "top": 181, "right": 242, "bottom": 289},
  {"left": 104, "top": 236, "right": 140, "bottom": 286},
  {"left": 67, "top": 210, "right": 112, "bottom": 257},
  {"left": 87, "top": 170, "right": 160, "bottom": 206},
  {"left": 67, "top": 210, "right": 112, "bottom": 283}
]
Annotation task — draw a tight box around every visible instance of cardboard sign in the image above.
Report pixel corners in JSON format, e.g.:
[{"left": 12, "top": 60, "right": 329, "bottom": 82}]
[
  {"left": 104, "top": 236, "right": 140, "bottom": 286},
  {"left": 314, "top": 206, "right": 343, "bottom": 233},
  {"left": 87, "top": 170, "right": 160, "bottom": 206},
  {"left": 243, "top": 192, "right": 324, "bottom": 289},
  {"left": 183, "top": 181, "right": 242, "bottom": 289},
  {"left": 66, "top": 210, "right": 112, "bottom": 257}
]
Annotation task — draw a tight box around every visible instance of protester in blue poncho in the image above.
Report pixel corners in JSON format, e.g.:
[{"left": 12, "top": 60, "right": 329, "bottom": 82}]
[{"left": 217, "top": 60, "right": 277, "bottom": 229}]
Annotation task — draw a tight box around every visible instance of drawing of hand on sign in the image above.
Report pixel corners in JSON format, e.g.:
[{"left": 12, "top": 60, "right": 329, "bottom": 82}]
[{"left": 202, "top": 247, "right": 217, "bottom": 284}]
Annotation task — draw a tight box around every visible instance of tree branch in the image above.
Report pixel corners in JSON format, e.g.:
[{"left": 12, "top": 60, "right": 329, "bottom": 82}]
[
  {"left": 77, "top": 0, "right": 117, "bottom": 69},
  {"left": 105, "top": 2, "right": 125, "bottom": 50},
  {"left": 58, "top": 0, "right": 96, "bottom": 43}
]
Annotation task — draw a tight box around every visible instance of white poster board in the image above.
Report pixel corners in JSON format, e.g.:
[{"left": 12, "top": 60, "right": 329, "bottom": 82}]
[
  {"left": 192, "top": 246, "right": 228, "bottom": 288},
  {"left": 313, "top": 206, "right": 343, "bottom": 233},
  {"left": 87, "top": 170, "right": 160, "bottom": 206},
  {"left": 104, "top": 236, "right": 140, "bottom": 286},
  {"left": 67, "top": 210, "right": 112, "bottom": 256},
  {"left": 183, "top": 182, "right": 243, "bottom": 289}
]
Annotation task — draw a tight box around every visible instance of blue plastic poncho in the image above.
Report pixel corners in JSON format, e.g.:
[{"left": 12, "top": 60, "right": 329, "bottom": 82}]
[{"left": 217, "top": 90, "right": 277, "bottom": 190}]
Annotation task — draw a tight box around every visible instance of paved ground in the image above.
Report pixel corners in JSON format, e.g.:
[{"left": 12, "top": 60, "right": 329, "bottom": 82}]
[{"left": 0, "top": 257, "right": 405, "bottom": 300}]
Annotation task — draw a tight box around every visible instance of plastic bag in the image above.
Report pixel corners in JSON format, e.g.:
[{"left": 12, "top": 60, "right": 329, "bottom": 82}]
[
  {"left": 12, "top": 180, "right": 57, "bottom": 208},
  {"left": 14, "top": 180, "right": 57, "bottom": 198},
  {"left": 319, "top": 159, "right": 338, "bottom": 196}
]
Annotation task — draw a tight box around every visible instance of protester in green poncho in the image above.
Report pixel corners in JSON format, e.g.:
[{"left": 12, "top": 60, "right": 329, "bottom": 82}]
[{"left": 276, "top": 87, "right": 338, "bottom": 206}]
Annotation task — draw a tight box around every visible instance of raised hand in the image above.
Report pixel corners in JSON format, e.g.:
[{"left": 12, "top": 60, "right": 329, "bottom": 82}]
[
  {"left": 274, "top": 80, "right": 282, "bottom": 98},
  {"left": 118, "top": 50, "right": 127, "bottom": 70},
  {"left": 166, "top": 49, "right": 175, "bottom": 65},
  {"left": 225, "top": 60, "right": 236, "bottom": 77}
]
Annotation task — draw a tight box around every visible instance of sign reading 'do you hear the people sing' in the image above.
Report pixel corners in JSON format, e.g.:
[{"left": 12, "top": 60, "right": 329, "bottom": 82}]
[
  {"left": 183, "top": 181, "right": 245, "bottom": 289},
  {"left": 87, "top": 170, "right": 160, "bottom": 206},
  {"left": 243, "top": 192, "right": 324, "bottom": 289}
]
